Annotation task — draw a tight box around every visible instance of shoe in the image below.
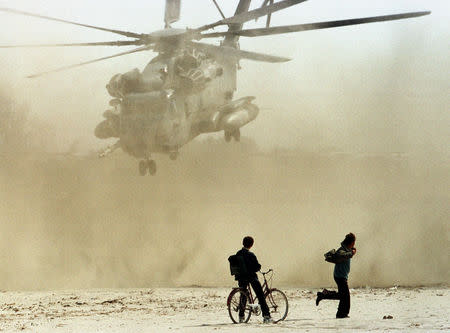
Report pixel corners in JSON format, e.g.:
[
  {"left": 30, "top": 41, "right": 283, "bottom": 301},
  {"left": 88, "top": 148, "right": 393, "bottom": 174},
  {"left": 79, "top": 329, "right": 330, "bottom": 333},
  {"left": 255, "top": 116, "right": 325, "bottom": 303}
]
[
  {"left": 316, "top": 292, "right": 324, "bottom": 306},
  {"left": 239, "top": 316, "right": 245, "bottom": 323},
  {"left": 263, "top": 316, "right": 274, "bottom": 324},
  {"left": 336, "top": 315, "right": 349, "bottom": 319}
]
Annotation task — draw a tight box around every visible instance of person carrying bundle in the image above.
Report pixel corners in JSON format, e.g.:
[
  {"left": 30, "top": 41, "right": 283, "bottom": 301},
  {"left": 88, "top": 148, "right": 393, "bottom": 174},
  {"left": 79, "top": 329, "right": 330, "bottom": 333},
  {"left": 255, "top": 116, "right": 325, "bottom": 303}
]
[{"left": 316, "top": 232, "right": 357, "bottom": 319}]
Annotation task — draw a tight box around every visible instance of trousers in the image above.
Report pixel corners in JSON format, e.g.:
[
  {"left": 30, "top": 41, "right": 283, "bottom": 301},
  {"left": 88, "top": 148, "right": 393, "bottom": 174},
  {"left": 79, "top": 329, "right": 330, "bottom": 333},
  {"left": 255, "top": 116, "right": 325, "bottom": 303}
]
[
  {"left": 321, "top": 277, "right": 350, "bottom": 318},
  {"left": 238, "top": 278, "right": 270, "bottom": 317}
]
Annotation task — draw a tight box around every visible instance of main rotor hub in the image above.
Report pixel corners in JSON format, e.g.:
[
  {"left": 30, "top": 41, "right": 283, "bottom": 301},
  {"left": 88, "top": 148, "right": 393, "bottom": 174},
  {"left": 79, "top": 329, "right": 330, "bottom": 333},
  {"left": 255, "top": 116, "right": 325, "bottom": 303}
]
[{"left": 149, "top": 28, "right": 188, "bottom": 40}]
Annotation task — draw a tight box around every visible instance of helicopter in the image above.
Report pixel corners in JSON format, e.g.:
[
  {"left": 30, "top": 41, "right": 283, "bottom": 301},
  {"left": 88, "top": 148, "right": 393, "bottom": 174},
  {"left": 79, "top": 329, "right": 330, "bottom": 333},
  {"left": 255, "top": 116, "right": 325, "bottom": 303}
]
[{"left": 0, "top": 1, "right": 430, "bottom": 175}]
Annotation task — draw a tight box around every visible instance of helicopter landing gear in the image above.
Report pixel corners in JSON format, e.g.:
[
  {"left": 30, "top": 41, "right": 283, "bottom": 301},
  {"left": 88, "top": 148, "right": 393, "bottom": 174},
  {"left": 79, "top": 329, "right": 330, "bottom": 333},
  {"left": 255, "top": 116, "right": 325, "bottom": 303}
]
[
  {"left": 233, "top": 129, "right": 240, "bottom": 142},
  {"left": 138, "top": 159, "right": 157, "bottom": 176},
  {"left": 224, "top": 129, "right": 240, "bottom": 142},
  {"left": 169, "top": 152, "right": 179, "bottom": 160},
  {"left": 224, "top": 131, "right": 232, "bottom": 142}
]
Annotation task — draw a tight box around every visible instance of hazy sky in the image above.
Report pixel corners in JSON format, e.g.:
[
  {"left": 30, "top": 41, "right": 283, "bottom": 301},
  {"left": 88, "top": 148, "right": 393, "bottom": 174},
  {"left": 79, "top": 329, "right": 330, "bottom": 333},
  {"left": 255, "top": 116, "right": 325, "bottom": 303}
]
[{"left": 0, "top": 0, "right": 448, "bottom": 153}]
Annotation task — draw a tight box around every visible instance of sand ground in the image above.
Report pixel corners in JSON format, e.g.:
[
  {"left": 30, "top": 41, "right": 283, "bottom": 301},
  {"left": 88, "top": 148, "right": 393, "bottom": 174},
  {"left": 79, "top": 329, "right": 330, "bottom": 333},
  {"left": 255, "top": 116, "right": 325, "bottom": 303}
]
[{"left": 0, "top": 286, "right": 448, "bottom": 332}]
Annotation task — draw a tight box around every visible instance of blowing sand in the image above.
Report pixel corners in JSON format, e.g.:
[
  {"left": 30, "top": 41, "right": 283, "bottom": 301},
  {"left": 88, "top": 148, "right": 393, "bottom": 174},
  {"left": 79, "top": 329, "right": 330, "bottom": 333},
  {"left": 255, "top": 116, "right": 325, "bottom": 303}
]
[
  {"left": 0, "top": 147, "right": 448, "bottom": 331},
  {"left": 1, "top": 143, "right": 449, "bottom": 290},
  {"left": 1, "top": 90, "right": 449, "bottom": 331}
]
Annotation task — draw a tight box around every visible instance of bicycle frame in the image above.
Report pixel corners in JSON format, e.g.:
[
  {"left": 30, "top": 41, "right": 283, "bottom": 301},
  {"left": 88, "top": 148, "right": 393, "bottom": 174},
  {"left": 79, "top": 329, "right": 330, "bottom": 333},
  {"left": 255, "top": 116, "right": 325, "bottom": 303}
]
[
  {"left": 237, "top": 269, "right": 273, "bottom": 305},
  {"left": 227, "top": 268, "right": 288, "bottom": 323}
]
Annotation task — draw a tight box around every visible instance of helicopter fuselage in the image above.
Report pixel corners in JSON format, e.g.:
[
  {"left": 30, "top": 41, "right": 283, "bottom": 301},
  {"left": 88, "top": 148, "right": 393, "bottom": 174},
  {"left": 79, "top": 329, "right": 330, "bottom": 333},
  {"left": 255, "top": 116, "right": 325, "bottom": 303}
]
[
  {"left": 0, "top": 0, "right": 430, "bottom": 175},
  {"left": 95, "top": 48, "right": 259, "bottom": 160}
]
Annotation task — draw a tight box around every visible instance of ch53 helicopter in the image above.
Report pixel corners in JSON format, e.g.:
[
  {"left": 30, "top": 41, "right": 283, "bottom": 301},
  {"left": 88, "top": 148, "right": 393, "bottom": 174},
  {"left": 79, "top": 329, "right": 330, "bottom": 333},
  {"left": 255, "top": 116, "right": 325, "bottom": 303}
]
[{"left": 0, "top": 1, "right": 430, "bottom": 175}]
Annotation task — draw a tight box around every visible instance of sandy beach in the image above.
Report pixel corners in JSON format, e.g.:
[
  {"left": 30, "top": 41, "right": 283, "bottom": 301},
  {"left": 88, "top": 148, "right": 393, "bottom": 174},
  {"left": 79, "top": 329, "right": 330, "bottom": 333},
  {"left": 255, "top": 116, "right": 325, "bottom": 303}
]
[{"left": 1, "top": 286, "right": 448, "bottom": 332}]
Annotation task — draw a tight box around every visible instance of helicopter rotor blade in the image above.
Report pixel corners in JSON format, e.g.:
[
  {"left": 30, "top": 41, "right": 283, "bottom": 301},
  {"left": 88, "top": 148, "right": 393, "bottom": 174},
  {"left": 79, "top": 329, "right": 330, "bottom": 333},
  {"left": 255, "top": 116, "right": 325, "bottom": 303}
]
[
  {"left": 0, "top": 40, "right": 145, "bottom": 48},
  {"left": 211, "top": 0, "right": 226, "bottom": 20},
  {"left": 266, "top": 0, "right": 274, "bottom": 28},
  {"left": 0, "top": 7, "right": 144, "bottom": 39},
  {"left": 197, "top": 0, "right": 307, "bottom": 32},
  {"left": 26, "top": 45, "right": 152, "bottom": 78},
  {"left": 189, "top": 41, "right": 290, "bottom": 63},
  {"left": 200, "top": 11, "right": 431, "bottom": 38}
]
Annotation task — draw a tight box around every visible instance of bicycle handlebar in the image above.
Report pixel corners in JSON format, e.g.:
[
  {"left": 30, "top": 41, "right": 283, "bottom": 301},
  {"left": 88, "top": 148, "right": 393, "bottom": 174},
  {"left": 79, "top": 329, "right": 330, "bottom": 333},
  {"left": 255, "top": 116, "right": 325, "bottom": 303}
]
[{"left": 260, "top": 269, "right": 273, "bottom": 275}]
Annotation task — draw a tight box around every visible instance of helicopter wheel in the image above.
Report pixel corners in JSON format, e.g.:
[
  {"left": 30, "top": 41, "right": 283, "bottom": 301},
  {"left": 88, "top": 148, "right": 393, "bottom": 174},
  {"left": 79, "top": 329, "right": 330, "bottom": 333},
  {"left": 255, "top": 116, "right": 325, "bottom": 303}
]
[
  {"left": 224, "top": 131, "right": 232, "bottom": 142},
  {"left": 169, "top": 152, "right": 178, "bottom": 161},
  {"left": 138, "top": 160, "right": 148, "bottom": 176},
  {"left": 148, "top": 160, "right": 157, "bottom": 175},
  {"left": 232, "top": 129, "right": 241, "bottom": 142}
]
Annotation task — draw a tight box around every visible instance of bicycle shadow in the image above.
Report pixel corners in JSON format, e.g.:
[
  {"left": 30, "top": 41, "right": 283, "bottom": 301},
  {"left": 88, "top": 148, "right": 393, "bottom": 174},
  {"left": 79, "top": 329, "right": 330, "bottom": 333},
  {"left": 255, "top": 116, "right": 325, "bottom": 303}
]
[{"left": 185, "top": 318, "right": 313, "bottom": 328}]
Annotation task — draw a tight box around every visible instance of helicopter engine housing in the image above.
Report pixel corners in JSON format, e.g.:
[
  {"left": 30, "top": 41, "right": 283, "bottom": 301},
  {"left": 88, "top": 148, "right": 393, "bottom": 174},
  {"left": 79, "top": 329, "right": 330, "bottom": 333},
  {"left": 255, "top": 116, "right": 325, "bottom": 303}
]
[{"left": 106, "top": 68, "right": 164, "bottom": 98}]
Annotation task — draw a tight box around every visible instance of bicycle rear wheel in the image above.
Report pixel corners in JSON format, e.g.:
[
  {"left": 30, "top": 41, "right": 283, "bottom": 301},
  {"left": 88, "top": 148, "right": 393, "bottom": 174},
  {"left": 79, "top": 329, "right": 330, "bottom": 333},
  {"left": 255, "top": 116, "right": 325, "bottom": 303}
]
[
  {"left": 227, "top": 288, "right": 252, "bottom": 323},
  {"left": 265, "top": 288, "right": 288, "bottom": 322}
]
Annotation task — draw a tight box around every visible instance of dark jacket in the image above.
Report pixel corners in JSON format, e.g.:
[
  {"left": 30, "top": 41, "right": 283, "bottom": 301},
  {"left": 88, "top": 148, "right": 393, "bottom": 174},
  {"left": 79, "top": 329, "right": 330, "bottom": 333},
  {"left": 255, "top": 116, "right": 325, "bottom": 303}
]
[
  {"left": 333, "top": 242, "right": 354, "bottom": 280},
  {"left": 235, "top": 247, "right": 261, "bottom": 281}
]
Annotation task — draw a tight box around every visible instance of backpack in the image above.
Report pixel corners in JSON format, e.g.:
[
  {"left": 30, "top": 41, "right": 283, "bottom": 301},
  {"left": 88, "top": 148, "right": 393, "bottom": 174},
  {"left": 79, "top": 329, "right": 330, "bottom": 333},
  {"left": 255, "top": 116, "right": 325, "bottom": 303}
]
[{"left": 228, "top": 254, "right": 248, "bottom": 277}]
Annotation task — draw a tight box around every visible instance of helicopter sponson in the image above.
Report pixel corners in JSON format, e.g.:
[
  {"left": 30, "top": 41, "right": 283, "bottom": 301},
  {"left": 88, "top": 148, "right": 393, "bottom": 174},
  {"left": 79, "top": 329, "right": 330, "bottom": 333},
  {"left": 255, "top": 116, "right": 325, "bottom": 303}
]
[{"left": 208, "top": 96, "right": 259, "bottom": 141}]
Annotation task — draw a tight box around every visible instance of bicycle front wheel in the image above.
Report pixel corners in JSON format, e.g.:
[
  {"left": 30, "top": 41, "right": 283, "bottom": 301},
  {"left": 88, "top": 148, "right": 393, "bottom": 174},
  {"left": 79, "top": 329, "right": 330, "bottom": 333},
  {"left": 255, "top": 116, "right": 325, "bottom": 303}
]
[
  {"left": 265, "top": 288, "right": 288, "bottom": 322},
  {"left": 227, "top": 288, "right": 252, "bottom": 324}
]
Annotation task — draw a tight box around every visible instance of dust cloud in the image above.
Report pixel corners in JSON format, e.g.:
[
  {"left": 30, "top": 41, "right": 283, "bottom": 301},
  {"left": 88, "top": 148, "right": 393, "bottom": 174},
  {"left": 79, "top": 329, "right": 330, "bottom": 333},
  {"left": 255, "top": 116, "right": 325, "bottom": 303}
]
[
  {"left": 0, "top": 19, "right": 448, "bottom": 290},
  {"left": 0, "top": 116, "right": 448, "bottom": 290}
]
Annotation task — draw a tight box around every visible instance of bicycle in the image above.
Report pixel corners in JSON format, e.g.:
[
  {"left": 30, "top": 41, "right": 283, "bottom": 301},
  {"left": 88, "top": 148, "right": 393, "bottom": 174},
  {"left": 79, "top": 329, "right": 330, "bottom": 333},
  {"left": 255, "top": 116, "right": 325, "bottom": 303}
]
[{"left": 227, "top": 269, "right": 288, "bottom": 323}]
